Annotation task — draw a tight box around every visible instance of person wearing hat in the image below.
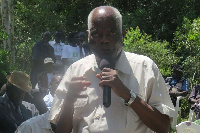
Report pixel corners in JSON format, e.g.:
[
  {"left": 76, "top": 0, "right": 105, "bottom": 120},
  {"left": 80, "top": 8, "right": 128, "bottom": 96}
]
[
  {"left": 0, "top": 71, "right": 32, "bottom": 133},
  {"left": 34, "top": 57, "right": 56, "bottom": 112},
  {"left": 165, "top": 65, "right": 189, "bottom": 106},
  {"left": 30, "top": 31, "right": 56, "bottom": 90}
]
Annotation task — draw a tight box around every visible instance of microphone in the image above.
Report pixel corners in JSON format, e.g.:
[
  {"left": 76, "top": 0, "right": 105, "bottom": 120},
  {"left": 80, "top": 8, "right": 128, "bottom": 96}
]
[{"left": 99, "top": 56, "right": 115, "bottom": 108}]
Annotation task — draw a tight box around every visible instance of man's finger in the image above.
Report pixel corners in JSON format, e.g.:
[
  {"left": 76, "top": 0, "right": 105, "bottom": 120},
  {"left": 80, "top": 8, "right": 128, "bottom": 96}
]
[
  {"left": 70, "top": 80, "right": 91, "bottom": 88},
  {"left": 71, "top": 76, "right": 86, "bottom": 81},
  {"left": 101, "top": 68, "right": 112, "bottom": 72}
]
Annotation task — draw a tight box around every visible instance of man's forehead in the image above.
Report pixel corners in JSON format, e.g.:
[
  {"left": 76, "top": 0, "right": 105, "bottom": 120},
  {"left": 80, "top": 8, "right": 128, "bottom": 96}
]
[{"left": 92, "top": 7, "right": 115, "bottom": 21}]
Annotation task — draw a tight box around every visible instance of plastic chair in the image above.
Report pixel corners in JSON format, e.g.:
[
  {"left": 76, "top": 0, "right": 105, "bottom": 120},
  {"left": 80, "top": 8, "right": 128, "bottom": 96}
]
[
  {"left": 171, "top": 96, "right": 183, "bottom": 130},
  {"left": 188, "top": 108, "right": 196, "bottom": 122},
  {"left": 176, "top": 121, "right": 200, "bottom": 133}
]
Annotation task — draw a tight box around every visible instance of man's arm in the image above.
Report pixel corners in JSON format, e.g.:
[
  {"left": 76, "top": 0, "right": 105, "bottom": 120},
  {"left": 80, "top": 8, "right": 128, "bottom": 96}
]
[
  {"left": 56, "top": 96, "right": 74, "bottom": 133},
  {"left": 55, "top": 76, "right": 91, "bottom": 133},
  {"left": 130, "top": 96, "right": 170, "bottom": 133},
  {"left": 97, "top": 68, "right": 170, "bottom": 133}
]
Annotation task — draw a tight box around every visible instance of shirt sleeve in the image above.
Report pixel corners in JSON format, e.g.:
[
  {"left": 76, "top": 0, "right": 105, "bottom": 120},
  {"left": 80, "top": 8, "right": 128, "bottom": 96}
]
[{"left": 147, "top": 61, "right": 175, "bottom": 122}]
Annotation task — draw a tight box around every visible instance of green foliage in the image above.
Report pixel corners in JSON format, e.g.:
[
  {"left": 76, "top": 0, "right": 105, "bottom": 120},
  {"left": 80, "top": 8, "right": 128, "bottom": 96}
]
[
  {"left": 123, "top": 27, "right": 179, "bottom": 77},
  {"left": 173, "top": 17, "right": 200, "bottom": 87}
]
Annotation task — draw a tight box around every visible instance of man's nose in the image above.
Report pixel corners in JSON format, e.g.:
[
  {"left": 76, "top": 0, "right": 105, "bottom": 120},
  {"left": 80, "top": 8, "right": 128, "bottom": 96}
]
[{"left": 100, "top": 34, "right": 109, "bottom": 44}]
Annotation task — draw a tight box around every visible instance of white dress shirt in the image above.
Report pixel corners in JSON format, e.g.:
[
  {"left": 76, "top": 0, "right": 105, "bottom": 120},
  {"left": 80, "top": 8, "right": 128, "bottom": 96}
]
[
  {"left": 49, "top": 50, "right": 175, "bottom": 133},
  {"left": 49, "top": 41, "right": 65, "bottom": 56},
  {"left": 16, "top": 111, "right": 54, "bottom": 133}
]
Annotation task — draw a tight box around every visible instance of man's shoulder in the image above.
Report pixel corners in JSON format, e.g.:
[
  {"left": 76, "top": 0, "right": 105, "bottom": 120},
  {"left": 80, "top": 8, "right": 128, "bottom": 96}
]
[
  {"left": 69, "top": 54, "right": 95, "bottom": 70},
  {"left": 124, "top": 51, "right": 155, "bottom": 65},
  {"left": 34, "top": 41, "right": 43, "bottom": 47},
  {"left": 73, "top": 54, "right": 95, "bottom": 65}
]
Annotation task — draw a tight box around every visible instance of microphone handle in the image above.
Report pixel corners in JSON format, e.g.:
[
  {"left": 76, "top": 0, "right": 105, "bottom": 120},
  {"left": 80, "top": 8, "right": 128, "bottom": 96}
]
[{"left": 103, "top": 85, "right": 111, "bottom": 108}]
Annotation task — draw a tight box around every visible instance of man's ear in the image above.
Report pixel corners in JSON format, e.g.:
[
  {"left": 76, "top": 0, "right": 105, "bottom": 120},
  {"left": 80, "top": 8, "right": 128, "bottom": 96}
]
[
  {"left": 122, "top": 29, "right": 126, "bottom": 43},
  {"left": 122, "top": 29, "right": 126, "bottom": 39}
]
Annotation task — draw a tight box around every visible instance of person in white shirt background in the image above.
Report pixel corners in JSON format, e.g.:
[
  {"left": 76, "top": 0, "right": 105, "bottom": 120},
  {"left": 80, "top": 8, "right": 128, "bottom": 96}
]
[
  {"left": 61, "top": 31, "right": 85, "bottom": 71},
  {"left": 43, "top": 74, "right": 63, "bottom": 110},
  {"left": 49, "top": 30, "right": 65, "bottom": 74}
]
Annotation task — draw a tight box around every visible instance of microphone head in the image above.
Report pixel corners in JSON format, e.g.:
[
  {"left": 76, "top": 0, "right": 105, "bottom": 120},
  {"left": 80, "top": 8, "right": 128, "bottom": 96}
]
[{"left": 99, "top": 56, "right": 115, "bottom": 70}]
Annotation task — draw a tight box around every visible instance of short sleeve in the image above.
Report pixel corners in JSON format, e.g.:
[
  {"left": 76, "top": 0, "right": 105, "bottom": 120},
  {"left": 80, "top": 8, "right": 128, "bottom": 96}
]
[{"left": 147, "top": 62, "right": 175, "bottom": 121}]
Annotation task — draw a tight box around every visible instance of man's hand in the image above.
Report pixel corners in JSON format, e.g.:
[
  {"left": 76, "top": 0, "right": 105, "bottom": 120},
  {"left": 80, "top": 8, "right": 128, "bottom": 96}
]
[
  {"left": 67, "top": 76, "right": 91, "bottom": 102},
  {"left": 96, "top": 68, "right": 130, "bottom": 101}
]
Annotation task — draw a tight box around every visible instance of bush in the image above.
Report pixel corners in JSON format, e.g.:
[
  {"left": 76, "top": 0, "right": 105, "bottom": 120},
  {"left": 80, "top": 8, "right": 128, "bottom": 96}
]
[
  {"left": 173, "top": 17, "right": 200, "bottom": 88},
  {"left": 123, "top": 27, "right": 179, "bottom": 77}
]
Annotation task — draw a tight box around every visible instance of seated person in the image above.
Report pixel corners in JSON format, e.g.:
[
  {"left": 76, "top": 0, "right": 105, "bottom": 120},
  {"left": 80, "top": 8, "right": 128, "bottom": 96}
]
[
  {"left": 165, "top": 65, "right": 189, "bottom": 106},
  {"left": 15, "top": 75, "right": 63, "bottom": 133},
  {"left": 24, "top": 57, "right": 55, "bottom": 115},
  {"left": 43, "top": 74, "right": 63, "bottom": 110},
  {"left": 37, "top": 57, "right": 55, "bottom": 98},
  {"left": 0, "top": 71, "right": 32, "bottom": 133},
  {"left": 188, "top": 83, "right": 200, "bottom": 120},
  {"left": 15, "top": 111, "right": 55, "bottom": 133}
]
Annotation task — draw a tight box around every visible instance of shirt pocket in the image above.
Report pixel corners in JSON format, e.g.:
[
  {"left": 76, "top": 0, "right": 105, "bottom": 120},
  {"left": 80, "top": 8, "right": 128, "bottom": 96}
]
[{"left": 74, "top": 97, "right": 89, "bottom": 108}]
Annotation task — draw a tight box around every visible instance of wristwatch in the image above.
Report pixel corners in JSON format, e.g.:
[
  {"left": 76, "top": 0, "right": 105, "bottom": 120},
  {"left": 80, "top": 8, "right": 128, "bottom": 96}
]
[{"left": 124, "top": 90, "right": 137, "bottom": 106}]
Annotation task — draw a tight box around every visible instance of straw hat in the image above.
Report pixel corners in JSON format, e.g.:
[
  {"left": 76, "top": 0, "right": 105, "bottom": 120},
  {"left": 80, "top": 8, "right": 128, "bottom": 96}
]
[{"left": 6, "top": 71, "right": 32, "bottom": 92}]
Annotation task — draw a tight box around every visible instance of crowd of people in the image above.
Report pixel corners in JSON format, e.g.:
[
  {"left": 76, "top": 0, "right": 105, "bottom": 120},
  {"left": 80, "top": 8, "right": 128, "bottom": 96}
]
[{"left": 0, "top": 5, "right": 199, "bottom": 133}]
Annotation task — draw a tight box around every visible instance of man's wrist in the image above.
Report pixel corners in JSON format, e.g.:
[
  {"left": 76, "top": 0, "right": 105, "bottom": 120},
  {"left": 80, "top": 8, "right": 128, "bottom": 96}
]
[
  {"left": 65, "top": 93, "right": 76, "bottom": 104},
  {"left": 124, "top": 90, "right": 137, "bottom": 106}
]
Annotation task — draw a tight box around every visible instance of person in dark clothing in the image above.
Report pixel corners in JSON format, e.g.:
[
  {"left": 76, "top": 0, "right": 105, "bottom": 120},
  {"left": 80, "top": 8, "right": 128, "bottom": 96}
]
[
  {"left": 79, "top": 32, "right": 92, "bottom": 56},
  {"left": 165, "top": 65, "right": 189, "bottom": 106},
  {"left": 188, "top": 83, "right": 200, "bottom": 120},
  {"left": 0, "top": 71, "right": 32, "bottom": 133},
  {"left": 30, "top": 31, "right": 56, "bottom": 89}
]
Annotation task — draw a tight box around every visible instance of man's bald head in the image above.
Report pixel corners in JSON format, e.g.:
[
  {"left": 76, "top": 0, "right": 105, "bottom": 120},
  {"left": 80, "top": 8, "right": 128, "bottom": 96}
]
[{"left": 88, "top": 6, "right": 122, "bottom": 33}]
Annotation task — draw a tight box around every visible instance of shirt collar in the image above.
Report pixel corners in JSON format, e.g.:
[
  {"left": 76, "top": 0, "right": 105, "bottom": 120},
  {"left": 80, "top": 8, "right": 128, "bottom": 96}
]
[
  {"left": 81, "top": 50, "right": 131, "bottom": 76},
  {"left": 115, "top": 50, "right": 131, "bottom": 74}
]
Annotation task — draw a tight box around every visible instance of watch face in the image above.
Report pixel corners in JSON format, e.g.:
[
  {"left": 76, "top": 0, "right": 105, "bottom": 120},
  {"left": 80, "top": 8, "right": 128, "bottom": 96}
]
[{"left": 130, "top": 90, "right": 136, "bottom": 99}]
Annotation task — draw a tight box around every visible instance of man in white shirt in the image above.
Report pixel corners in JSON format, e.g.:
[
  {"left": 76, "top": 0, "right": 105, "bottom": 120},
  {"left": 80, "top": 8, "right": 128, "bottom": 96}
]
[
  {"left": 43, "top": 74, "right": 63, "bottom": 110},
  {"left": 49, "top": 31, "right": 65, "bottom": 57},
  {"left": 15, "top": 111, "right": 55, "bottom": 133},
  {"left": 49, "top": 31, "right": 65, "bottom": 74},
  {"left": 49, "top": 6, "right": 174, "bottom": 133},
  {"left": 62, "top": 32, "right": 85, "bottom": 71}
]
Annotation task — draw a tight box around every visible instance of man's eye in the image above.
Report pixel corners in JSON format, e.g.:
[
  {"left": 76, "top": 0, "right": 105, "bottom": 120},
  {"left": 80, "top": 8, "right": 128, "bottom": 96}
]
[
  {"left": 92, "top": 33, "right": 99, "bottom": 36},
  {"left": 110, "top": 31, "right": 116, "bottom": 35}
]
